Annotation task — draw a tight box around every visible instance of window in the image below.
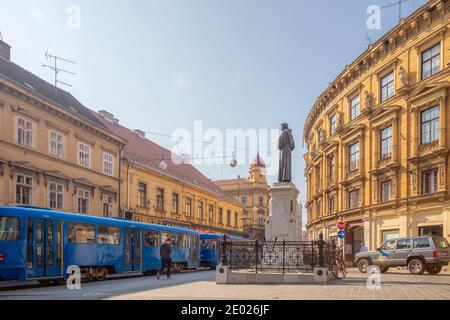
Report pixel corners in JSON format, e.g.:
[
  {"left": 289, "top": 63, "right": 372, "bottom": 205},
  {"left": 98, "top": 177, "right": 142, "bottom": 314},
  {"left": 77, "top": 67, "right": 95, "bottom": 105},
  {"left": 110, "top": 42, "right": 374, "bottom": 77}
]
[
  {"left": 138, "top": 183, "right": 147, "bottom": 206},
  {"left": 328, "top": 195, "right": 335, "bottom": 215},
  {"left": 413, "top": 238, "right": 431, "bottom": 249},
  {"left": 185, "top": 197, "right": 192, "bottom": 216},
  {"left": 144, "top": 230, "right": 161, "bottom": 246},
  {"left": 172, "top": 193, "right": 179, "bottom": 214},
  {"left": 226, "top": 210, "right": 231, "bottom": 226},
  {"left": 17, "top": 117, "right": 33, "bottom": 147},
  {"left": 218, "top": 207, "right": 223, "bottom": 224},
  {"left": 234, "top": 211, "right": 238, "bottom": 227},
  {"left": 381, "top": 240, "right": 396, "bottom": 251},
  {"left": 380, "top": 126, "right": 392, "bottom": 159},
  {"left": 349, "top": 142, "right": 359, "bottom": 172},
  {"left": 0, "top": 217, "right": 20, "bottom": 241},
  {"left": 77, "top": 188, "right": 90, "bottom": 214},
  {"left": 329, "top": 113, "right": 337, "bottom": 135},
  {"left": 350, "top": 96, "right": 360, "bottom": 121},
  {"left": 316, "top": 198, "right": 321, "bottom": 216},
  {"left": 241, "top": 197, "right": 247, "bottom": 206},
  {"left": 419, "top": 225, "right": 443, "bottom": 237},
  {"left": 78, "top": 142, "right": 91, "bottom": 168},
  {"left": 103, "top": 152, "right": 114, "bottom": 176},
  {"left": 161, "top": 232, "right": 175, "bottom": 243},
  {"left": 16, "top": 174, "right": 32, "bottom": 205},
  {"left": 258, "top": 196, "right": 264, "bottom": 207},
  {"left": 380, "top": 180, "right": 392, "bottom": 202},
  {"left": 68, "top": 223, "right": 95, "bottom": 243},
  {"left": 382, "top": 229, "right": 399, "bottom": 242},
  {"left": 380, "top": 72, "right": 394, "bottom": 102},
  {"left": 422, "top": 43, "right": 440, "bottom": 80},
  {"left": 348, "top": 190, "right": 360, "bottom": 209},
  {"left": 421, "top": 106, "right": 440, "bottom": 144},
  {"left": 422, "top": 169, "right": 438, "bottom": 194},
  {"left": 102, "top": 194, "right": 113, "bottom": 217},
  {"left": 175, "top": 234, "right": 186, "bottom": 247},
  {"left": 49, "top": 131, "right": 63, "bottom": 158},
  {"left": 328, "top": 156, "right": 335, "bottom": 184},
  {"left": 98, "top": 225, "right": 120, "bottom": 245},
  {"left": 49, "top": 182, "right": 64, "bottom": 210},
  {"left": 197, "top": 201, "right": 204, "bottom": 219},
  {"left": 396, "top": 239, "right": 411, "bottom": 250},
  {"left": 208, "top": 204, "right": 214, "bottom": 222},
  {"left": 316, "top": 166, "right": 321, "bottom": 192},
  {"left": 156, "top": 188, "right": 164, "bottom": 211}
]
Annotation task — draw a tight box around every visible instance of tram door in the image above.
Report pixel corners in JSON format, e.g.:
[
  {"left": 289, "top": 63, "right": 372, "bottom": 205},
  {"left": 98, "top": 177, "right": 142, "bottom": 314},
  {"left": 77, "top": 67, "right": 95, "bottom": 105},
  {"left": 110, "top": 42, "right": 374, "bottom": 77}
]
[
  {"left": 124, "top": 228, "right": 141, "bottom": 272},
  {"left": 26, "top": 219, "right": 63, "bottom": 279}
]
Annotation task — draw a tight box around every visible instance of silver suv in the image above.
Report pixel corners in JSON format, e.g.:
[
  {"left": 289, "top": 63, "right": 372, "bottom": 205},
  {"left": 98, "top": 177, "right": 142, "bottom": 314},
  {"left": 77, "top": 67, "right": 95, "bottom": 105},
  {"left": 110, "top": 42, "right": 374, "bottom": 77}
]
[{"left": 355, "top": 236, "right": 450, "bottom": 275}]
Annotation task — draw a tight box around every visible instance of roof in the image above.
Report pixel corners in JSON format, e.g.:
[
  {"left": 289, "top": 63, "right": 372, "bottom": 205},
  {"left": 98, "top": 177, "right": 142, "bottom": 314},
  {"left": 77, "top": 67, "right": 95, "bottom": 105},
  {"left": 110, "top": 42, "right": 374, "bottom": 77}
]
[
  {"left": 0, "top": 206, "right": 199, "bottom": 235},
  {"left": 91, "top": 111, "right": 241, "bottom": 206},
  {"left": 0, "top": 56, "right": 107, "bottom": 130}
]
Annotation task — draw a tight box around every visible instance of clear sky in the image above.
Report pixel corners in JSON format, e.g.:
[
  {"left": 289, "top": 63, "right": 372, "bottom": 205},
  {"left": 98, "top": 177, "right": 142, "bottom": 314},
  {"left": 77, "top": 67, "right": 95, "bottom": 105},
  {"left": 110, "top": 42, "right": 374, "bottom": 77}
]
[{"left": 0, "top": 0, "right": 428, "bottom": 222}]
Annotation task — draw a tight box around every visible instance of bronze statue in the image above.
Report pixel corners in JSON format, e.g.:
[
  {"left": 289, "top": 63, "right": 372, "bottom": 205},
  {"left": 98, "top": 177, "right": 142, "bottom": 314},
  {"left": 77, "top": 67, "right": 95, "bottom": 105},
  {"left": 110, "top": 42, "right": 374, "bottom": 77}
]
[{"left": 278, "top": 123, "right": 295, "bottom": 183}]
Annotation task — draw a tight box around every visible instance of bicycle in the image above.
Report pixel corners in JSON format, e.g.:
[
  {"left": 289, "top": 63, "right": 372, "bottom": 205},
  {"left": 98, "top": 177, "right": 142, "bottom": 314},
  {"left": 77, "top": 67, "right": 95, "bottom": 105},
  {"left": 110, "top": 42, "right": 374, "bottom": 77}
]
[{"left": 328, "top": 248, "right": 347, "bottom": 280}]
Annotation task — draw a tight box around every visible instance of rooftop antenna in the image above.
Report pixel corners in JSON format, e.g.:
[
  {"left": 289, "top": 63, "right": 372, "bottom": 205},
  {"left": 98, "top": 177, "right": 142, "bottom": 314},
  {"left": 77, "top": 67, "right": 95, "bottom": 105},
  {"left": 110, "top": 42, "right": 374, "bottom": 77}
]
[
  {"left": 381, "top": 0, "right": 414, "bottom": 22},
  {"left": 42, "top": 49, "right": 76, "bottom": 93}
]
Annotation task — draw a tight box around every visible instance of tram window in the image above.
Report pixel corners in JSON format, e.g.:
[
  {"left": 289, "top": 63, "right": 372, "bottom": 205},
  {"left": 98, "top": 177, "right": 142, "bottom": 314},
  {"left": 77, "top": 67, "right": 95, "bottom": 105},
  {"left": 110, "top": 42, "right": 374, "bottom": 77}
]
[
  {"left": 98, "top": 225, "right": 120, "bottom": 245},
  {"left": 183, "top": 235, "right": 190, "bottom": 248},
  {"left": 0, "top": 216, "right": 20, "bottom": 241},
  {"left": 161, "top": 232, "right": 175, "bottom": 244},
  {"left": 144, "top": 230, "right": 161, "bottom": 247},
  {"left": 200, "top": 239, "right": 208, "bottom": 249},
  {"left": 175, "top": 234, "right": 184, "bottom": 247},
  {"left": 68, "top": 223, "right": 95, "bottom": 244},
  {"left": 27, "top": 220, "right": 33, "bottom": 269}
]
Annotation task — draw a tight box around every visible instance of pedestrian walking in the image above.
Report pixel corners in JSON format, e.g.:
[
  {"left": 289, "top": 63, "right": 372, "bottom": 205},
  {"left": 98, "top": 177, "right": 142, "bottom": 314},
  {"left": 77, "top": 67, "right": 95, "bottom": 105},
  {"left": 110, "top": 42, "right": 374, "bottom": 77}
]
[{"left": 157, "top": 238, "right": 173, "bottom": 280}]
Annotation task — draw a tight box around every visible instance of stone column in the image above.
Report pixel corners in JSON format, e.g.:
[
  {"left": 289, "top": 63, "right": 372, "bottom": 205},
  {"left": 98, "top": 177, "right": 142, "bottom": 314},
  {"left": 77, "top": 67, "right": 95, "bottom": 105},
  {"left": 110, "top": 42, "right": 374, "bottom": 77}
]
[
  {"left": 392, "top": 116, "right": 399, "bottom": 162},
  {"left": 411, "top": 105, "right": 419, "bottom": 157}
]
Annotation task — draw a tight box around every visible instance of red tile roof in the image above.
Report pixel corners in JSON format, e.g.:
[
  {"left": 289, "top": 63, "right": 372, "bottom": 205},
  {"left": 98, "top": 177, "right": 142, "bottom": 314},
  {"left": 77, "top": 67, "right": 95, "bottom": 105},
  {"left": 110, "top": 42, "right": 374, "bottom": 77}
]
[{"left": 91, "top": 111, "right": 241, "bottom": 206}]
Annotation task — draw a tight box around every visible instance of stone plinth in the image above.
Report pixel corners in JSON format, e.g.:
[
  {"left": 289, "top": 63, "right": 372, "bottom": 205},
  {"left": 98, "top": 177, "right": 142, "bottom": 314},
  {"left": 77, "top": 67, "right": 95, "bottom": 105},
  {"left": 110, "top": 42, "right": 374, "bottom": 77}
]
[{"left": 265, "top": 182, "right": 301, "bottom": 242}]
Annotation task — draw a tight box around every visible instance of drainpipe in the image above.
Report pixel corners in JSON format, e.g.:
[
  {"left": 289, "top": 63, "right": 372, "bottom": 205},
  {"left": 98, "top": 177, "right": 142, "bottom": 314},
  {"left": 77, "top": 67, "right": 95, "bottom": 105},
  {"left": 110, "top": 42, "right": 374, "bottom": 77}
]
[
  {"left": 126, "top": 161, "right": 132, "bottom": 212},
  {"left": 118, "top": 147, "right": 123, "bottom": 218}
]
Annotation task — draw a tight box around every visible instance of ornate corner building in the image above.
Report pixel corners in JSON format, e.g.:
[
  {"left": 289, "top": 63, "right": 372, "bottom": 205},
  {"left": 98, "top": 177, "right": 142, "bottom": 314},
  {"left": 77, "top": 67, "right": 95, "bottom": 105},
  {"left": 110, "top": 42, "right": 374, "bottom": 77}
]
[
  {"left": 214, "top": 154, "right": 270, "bottom": 240},
  {"left": 303, "top": 0, "right": 450, "bottom": 263}
]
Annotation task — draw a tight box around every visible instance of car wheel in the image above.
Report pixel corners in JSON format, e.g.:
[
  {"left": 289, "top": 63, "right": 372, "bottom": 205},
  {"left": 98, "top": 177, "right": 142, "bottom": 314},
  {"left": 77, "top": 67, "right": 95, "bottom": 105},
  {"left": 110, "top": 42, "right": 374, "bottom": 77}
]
[
  {"left": 358, "top": 259, "right": 370, "bottom": 273},
  {"left": 380, "top": 267, "right": 389, "bottom": 273},
  {"left": 408, "top": 259, "right": 425, "bottom": 275},
  {"left": 426, "top": 265, "right": 443, "bottom": 275}
]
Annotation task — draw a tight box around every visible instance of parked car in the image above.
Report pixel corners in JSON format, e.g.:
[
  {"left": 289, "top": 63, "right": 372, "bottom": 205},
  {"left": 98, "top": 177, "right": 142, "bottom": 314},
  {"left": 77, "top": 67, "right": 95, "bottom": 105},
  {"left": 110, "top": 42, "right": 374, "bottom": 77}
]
[{"left": 354, "top": 236, "right": 450, "bottom": 275}]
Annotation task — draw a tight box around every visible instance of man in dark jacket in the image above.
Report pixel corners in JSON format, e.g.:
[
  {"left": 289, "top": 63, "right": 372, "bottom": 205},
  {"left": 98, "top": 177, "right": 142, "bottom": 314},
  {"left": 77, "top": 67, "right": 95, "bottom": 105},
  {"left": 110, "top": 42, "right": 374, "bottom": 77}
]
[{"left": 157, "top": 238, "right": 173, "bottom": 280}]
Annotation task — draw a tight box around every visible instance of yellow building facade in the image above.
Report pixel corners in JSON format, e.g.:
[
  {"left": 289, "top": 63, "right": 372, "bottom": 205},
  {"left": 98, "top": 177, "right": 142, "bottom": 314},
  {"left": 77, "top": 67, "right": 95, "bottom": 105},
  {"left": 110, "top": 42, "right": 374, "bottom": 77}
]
[
  {"left": 304, "top": 0, "right": 450, "bottom": 262},
  {"left": 215, "top": 154, "right": 270, "bottom": 240},
  {"left": 94, "top": 111, "right": 245, "bottom": 235},
  {"left": 0, "top": 40, "right": 125, "bottom": 217}
]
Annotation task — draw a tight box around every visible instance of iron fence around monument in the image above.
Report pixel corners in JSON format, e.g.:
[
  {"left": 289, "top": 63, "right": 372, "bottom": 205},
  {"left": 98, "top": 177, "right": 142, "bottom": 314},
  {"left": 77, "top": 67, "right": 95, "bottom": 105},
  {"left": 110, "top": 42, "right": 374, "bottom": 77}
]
[{"left": 220, "top": 237, "right": 337, "bottom": 274}]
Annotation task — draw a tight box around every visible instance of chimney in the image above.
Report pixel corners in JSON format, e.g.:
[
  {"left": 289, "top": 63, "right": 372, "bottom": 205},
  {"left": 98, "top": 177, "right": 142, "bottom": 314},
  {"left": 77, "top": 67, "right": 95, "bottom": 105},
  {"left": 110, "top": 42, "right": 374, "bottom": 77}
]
[
  {"left": 0, "top": 40, "right": 11, "bottom": 61},
  {"left": 99, "top": 110, "right": 119, "bottom": 124},
  {"left": 134, "top": 129, "right": 146, "bottom": 139}
]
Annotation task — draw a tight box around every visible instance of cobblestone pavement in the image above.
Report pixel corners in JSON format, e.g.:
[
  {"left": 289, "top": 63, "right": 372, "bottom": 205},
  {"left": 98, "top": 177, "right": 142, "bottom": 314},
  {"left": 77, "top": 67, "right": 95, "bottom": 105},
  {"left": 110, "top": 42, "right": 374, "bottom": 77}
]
[
  {"left": 108, "top": 268, "right": 450, "bottom": 300},
  {"left": 1, "top": 269, "right": 449, "bottom": 300}
]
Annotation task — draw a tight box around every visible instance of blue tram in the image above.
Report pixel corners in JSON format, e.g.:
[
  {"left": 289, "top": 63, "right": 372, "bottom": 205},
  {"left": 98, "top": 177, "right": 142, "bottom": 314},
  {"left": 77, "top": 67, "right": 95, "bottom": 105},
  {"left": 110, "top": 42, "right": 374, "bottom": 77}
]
[
  {"left": 199, "top": 233, "right": 252, "bottom": 269},
  {"left": 0, "top": 206, "right": 199, "bottom": 282}
]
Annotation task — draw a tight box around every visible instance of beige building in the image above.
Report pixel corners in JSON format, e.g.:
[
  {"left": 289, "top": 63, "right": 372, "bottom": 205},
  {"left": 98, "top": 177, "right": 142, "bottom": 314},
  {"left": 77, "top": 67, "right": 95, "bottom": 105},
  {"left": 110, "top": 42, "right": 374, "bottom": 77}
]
[
  {"left": 303, "top": 0, "right": 450, "bottom": 262},
  {"left": 93, "top": 110, "right": 246, "bottom": 235},
  {"left": 215, "top": 154, "right": 270, "bottom": 240},
  {"left": 0, "top": 40, "right": 125, "bottom": 217}
]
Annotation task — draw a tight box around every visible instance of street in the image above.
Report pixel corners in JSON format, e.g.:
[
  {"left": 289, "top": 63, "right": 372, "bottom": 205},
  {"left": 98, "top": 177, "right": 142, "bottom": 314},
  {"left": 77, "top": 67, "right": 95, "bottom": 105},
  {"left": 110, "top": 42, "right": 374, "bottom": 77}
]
[{"left": 1, "top": 269, "right": 450, "bottom": 300}]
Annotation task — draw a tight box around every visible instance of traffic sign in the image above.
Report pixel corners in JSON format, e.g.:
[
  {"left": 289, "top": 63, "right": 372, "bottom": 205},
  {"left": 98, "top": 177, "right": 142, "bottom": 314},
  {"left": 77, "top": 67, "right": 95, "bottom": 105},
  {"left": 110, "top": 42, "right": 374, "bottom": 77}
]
[
  {"left": 338, "top": 220, "right": 345, "bottom": 230},
  {"left": 337, "top": 230, "right": 345, "bottom": 239}
]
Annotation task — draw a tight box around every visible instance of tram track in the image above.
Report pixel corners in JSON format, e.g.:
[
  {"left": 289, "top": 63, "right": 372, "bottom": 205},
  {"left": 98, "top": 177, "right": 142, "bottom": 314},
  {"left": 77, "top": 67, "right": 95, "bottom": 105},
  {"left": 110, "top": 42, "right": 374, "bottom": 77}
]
[{"left": 0, "top": 267, "right": 213, "bottom": 292}]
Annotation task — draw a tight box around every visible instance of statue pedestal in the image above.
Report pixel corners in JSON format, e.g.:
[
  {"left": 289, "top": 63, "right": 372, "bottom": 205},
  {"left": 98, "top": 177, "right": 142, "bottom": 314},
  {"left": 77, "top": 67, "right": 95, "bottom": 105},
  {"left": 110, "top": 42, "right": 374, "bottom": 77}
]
[{"left": 265, "top": 182, "right": 301, "bottom": 242}]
